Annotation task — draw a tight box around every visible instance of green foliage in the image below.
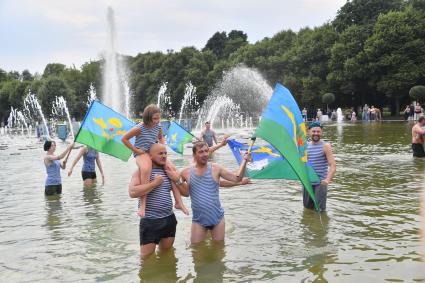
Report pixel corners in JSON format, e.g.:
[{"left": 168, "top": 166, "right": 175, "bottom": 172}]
[
  {"left": 322, "top": 93, "right": 335, "bottom": 105},
  {"left": 2, "top": 1, "right": 425, "bottom": 121},
  {"left": 409, "top": 85, "right": 425, "bottom": 102}
]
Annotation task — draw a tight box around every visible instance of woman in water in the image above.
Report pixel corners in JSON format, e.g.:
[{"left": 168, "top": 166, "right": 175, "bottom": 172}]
[
  {"left": 43, "top": 140, "right": 74, "bottom": 195},
  {"left": 68, "top": 146, "right": 105, "bottom": 187}
]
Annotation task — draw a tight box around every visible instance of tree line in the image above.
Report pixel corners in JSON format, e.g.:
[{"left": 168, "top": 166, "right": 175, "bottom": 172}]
[{"left": 1, "top": 0, "right": 425, "bottom": 123}]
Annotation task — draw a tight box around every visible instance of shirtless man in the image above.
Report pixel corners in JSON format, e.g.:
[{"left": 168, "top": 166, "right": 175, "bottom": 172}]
[{"left": 411, "top": 116, "right": 425, "bottom": 157}]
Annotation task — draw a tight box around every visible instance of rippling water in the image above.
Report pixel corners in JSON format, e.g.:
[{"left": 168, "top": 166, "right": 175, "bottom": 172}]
[{"left": 0, "top": 122, "right": 424, "bottom": 282}]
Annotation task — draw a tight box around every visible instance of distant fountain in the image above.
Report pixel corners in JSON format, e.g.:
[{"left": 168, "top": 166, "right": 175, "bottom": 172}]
[
  {"left": 337, "top": 108, "right": 343, "bottom": 122},
  {"left": 102, "top": 6, "right": 130, "bottom": 117},
  {"left": 52, "top": 96, "right": 75, "bottom": 140},
  {"left": 157, "top": 82, "right": 168, "bottom": 107},
  {"left": 87, "top": 83, "right": 97, "bottom": 108},
  {"left": 195, "top": 95, "right": 240, "bottom": 130},
  {"left": 24, "top": 91, "right": 49, "bottom": 139},
  {"left": 7, "top": 107, "right": 28, "bottom": 135},
  {"left": 196, "top": 64, "right": 272, "bottom": 129},
  {"left": 178, "top": 82, "right": 197, "bottom": 123}
]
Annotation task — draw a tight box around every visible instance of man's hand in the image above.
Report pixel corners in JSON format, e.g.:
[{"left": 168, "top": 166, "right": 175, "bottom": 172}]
[
  {"left": 101, "top": 174, "right": 105, "bottom": 185},
  {"left": 152, "top": 174, "right": 164, "bottom": 187},
  {"left": 67, "top": 169, "right": 72, "bottom": 177},
  {"left": 241, "top": 177, "right": 252, "bottom": 185}
]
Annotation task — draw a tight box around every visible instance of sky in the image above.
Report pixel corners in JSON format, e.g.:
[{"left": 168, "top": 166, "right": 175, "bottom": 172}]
[{"left": 0, "top": 0, "right": 347, "bottom": 74}]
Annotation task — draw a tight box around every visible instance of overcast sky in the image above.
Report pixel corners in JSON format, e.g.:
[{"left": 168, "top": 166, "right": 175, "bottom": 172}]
[{"left": 0, "top": 0, "right": 346, "bottom": 74}]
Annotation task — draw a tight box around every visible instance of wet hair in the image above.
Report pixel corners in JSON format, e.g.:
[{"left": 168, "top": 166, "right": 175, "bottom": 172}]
[
  {"left": 142, "top": 104, "right": 161, "bottom": 125},
  {"left": 418, "top": 116, "right": 425, "bottom": 123},
  {"left": 308, "top": 121, "right": 323, "bottom": 130},
  {"left": 192, "top": 141, "right": 208, "bottom": 155},
  {"left": 43, "top": 140, "right": 54, "bottom": 151}
]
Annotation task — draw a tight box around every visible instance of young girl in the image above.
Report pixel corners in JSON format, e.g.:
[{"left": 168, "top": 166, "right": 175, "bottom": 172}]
[
  {"left": 122, "top": 104, "right": 188, "bottom": 216},
  {"left": 67, "top": 146, "right": 105, "bottom": 188}
]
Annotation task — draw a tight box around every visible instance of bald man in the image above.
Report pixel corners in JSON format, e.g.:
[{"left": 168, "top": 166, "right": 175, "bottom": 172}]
[{"left": 129, "top": 143, "right": 182, "bottom": 258}]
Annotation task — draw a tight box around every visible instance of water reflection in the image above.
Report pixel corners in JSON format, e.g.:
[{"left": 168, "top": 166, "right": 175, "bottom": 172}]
[
  {"left": 192, "top": 241, "right": 226, "bottom": 283},
  {"left": 139, "top": 248, "right": 178, "bottom": 283},
  {"left": 300, "top": 210, "right": 336, "bottom": 281},
  {"left": 44, "top": 195, "right": 63, "bottom": 241}
]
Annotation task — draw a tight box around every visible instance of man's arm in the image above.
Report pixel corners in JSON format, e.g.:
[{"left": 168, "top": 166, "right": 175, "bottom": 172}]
[
  {"left": 209, "top": 135, "right": 229, "bottom": 154},
  {"left": 176, "top": 168, "right": 190, "bottom": 197},
  {"left": 322, "top": 143, "right": 336, "bottom": 186},
  {"left": 213, "top": 131, "right": 218, "bottom": 145},
  {"left": 128, "top": 171, "right": 163, "bottom": 198},
  {"left": 220, "top": 177, "right": 251, "bottom": 188},
  {"left": 414, "top": 125, "right": 425, "bottom": 135}
]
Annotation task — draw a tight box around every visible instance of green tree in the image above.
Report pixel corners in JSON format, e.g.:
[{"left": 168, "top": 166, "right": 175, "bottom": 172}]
[
  {"left": 409, "top": 85, "right": 425, "bottom": 102},
  {"left": 38, "top": 77, "right": 72, "bottom": 117}
]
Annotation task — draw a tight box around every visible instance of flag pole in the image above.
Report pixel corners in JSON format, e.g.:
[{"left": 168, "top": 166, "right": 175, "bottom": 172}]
[{"left": 236, "top": 137, "right": 256, "bottom": 177}]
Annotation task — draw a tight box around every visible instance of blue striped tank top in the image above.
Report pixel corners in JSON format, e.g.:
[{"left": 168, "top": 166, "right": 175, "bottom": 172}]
[
  {"left": 45, "top": 160, "right": 61, "bottom": 186},
  {"left": 307, "top": 140, "right": 328, "bottom": 184},
  {"left": 142, "top": 167, "right": 173, "bottom": 219},
  {"left": 189, "top": 163, "right": 224, "bottom": 227},
  {"left": 134, "top": 123, "right": 162, "bottom": 156},
  {"left": 82, "top": 148, "right": 97, "bottom": 172}
]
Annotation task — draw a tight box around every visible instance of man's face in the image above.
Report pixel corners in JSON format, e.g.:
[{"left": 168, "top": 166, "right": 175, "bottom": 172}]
[
  {"left": 420, "top": 119, "right": 425, "bottom": 127},
  {"left": 205, "top": 123, "right": 211, "bottom": 130},
  {"left": 150, "top": 144, "right": 167, "bottom": 166},
  {"left": 194, "top": 145, "right": 209, "bottom": 165},
  {"left": 309, "top": 127, "right": 323, "bottom": 142}
]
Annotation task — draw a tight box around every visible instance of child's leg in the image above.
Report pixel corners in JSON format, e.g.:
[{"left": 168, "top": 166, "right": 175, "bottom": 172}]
[
  {"left": 136, "top": 154, "right": 152, "bottom": 217},
  {"left": 165, "top": 159, "right": 189, "bottom": 215},
  {"left": 171, "top": 182, "right": 189, "bottom": 215}
]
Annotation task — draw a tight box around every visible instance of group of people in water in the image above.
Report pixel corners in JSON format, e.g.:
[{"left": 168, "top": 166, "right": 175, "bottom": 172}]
[{"left": 43, "top": 104, "right": 337, "bottom": 258}]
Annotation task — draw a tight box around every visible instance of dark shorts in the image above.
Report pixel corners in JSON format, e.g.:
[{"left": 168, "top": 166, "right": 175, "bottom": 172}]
[
  {"left": 139, "top": 214, "right": 177, "bottom": 246},
  {"left": 45, "top": 184, "right": 62, "bottom": 195},
  {"left": 412, "top": 143, "right": 425, "bottom": 157},
  {"left": 303, "top": 184, "right": 327, "bottom": 211},
  {"left": 82, "top": 171, "right": 97, "bottom": 180}
]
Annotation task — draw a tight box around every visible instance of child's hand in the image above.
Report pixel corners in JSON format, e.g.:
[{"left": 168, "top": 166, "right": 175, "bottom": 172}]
[{"left": 135, "top": 148, "right": 145, "bottom": 155}]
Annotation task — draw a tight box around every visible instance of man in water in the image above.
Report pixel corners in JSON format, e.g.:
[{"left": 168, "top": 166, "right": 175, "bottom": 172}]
[
  {"left": 128, "top": 143, "right": 181, "bottom": 258},
  {"left": 178, "top": 141, "right": 250, "bottom": 244},
  {"left": 303, "top": 121, "right": 336, "bottom": 211},
  {"left": 200, "top": 121, "right": 217, "bottom": 147},
  {"left": 411, "top": 116, "right": 425, "bottom": 157}
]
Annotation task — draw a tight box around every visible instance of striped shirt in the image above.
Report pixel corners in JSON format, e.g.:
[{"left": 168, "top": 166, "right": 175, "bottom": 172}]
[
  {"left": 189, "top": 163, "right": 224, "bottom": 227},
  {"left": 82, "top": 148, "right": 97, "bottom": 172},
  {"left": 134, "top": 123, "right": 162, "bottom": 156},
  {"left": 142, "top": 167, "right": 173, "bottom": 219},
  {"left": 307, "top": 140, "right": 328, "bottom": 185}
]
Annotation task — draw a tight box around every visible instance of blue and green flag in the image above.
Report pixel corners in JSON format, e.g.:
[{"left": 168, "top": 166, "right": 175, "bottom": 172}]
[
  {"left": 75, "top": 100, "right": 135, "bottom": 161},
  {"left": 165, "top": 121, "right": 194, "bottom": 154},
  {"left": 228, "top": 139, "right": 319, "bottom": 182},
  {"left": 254, "top": 83, "right": 319, "bottom": 210}
]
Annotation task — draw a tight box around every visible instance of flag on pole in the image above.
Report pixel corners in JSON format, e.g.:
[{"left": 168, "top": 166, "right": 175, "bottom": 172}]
[
  {"left": 227, "top": 139, "right": 319, "bottom": 182},
  {"left": 165, "top": 121, "right": 194, "bottom": 154},
  {"left": 253, "top": 83, "right": 320, "bottom": 210},
  {"left": 75, "top": 100, "right": 135, "bottom": 161}
]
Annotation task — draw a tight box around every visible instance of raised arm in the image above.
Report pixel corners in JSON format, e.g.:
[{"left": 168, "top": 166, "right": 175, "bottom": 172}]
[
  {"left": 45, "top": 143, "right": 74, "bottom": 162},
  {"left": 121, "top": 125, "right": 144, "bottom": 155},
  {"left": 128, "top": 171, "right": 163, "bottom": 198},
  {"left": 209, "top": 135, "right": 229, "bottom": 155},
  {"left": 323, "top": 143, "right": 336, "bottom": 186},
  {"left": 95, "top": 152, "right": 105, "bottom": 185},
  {"left": 67, "top": 147, "right": 85, "bottom": 176}
]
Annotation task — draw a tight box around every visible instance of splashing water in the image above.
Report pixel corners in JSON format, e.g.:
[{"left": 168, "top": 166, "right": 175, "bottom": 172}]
[
  {"left": 24, "top": 91, "right": 50, "bottom": 139},
  {"left": 52, "top": 96, "right": 75, "bottom": 140},
  {"left": 87, "top": 83, "right": 97, "bottom": 108},
  {"left": 102, "top": 6, "right": 130, "bottom": 117},
  {"left": 178, "top": 82, "right": 197, "bottom": 123}
]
